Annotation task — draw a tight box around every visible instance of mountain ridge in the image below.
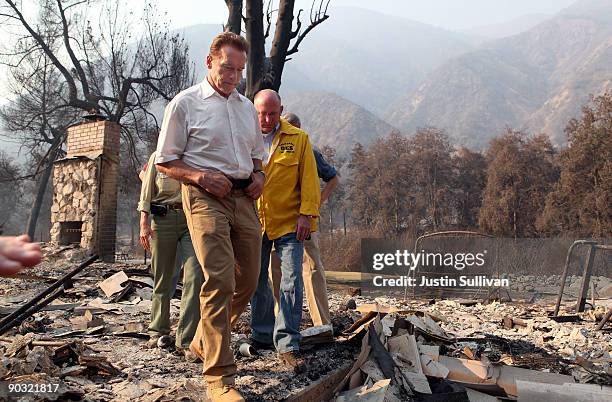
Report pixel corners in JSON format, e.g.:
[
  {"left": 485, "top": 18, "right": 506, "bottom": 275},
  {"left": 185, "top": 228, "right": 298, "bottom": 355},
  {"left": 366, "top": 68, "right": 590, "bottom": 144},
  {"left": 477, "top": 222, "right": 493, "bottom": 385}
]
[{"left": 387, "top": 2, "right": 612, "bottom": 148}]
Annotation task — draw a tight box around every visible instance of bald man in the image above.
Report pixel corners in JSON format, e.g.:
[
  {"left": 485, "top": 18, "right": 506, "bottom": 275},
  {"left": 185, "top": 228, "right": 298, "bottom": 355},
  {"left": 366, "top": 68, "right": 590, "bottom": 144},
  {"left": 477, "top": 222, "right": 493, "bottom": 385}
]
[
  {"left": 267, "top": 112, "right": 338, "bottom": 329},
  {"left": 249, "top": 89, "right": 320, "bottom": 373}
]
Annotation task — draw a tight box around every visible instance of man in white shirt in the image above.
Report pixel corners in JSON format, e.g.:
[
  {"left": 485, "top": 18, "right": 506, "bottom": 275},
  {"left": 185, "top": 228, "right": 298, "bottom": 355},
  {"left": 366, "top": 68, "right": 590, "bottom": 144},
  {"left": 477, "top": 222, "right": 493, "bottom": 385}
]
[{"left": 155, "top": 32, "right": 265, "bottom": 402}]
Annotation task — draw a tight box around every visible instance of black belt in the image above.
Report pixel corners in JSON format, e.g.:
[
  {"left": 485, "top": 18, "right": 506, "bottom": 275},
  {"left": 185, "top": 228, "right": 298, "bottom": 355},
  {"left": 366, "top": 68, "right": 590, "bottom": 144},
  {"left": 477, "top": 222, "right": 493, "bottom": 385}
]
[
  {"left": 150, "top": 203, "right": 182, "bottom": 216},
  {"left": 230, "top": 177, "right": 252, "bottom": 190}
]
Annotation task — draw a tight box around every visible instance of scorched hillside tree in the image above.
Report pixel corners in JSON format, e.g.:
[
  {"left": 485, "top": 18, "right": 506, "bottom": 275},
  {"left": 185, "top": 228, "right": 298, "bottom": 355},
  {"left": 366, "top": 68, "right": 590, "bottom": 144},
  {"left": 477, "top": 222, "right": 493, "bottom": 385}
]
[{"left": 0, "top": 0, "right": 194, "bottom": 237}]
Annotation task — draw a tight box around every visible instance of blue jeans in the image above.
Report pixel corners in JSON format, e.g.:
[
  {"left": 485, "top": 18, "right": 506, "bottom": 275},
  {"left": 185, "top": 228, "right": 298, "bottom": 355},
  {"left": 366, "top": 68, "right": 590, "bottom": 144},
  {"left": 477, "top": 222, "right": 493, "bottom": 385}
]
[{"left": 250, "top": 232, "right": 304, "bottom": 353}]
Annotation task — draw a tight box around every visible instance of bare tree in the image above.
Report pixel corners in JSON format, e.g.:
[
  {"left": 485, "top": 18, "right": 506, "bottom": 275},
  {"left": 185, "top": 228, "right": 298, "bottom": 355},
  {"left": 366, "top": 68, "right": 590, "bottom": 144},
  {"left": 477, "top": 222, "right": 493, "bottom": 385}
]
[
  {"left": 225, "top": 0, "right": 243, "bottom": 34},
  {"left": 1, "top": 3, "right": 78, "bottom": 237},
  {"left": 1, "top": 0, "right": 193, "bottom": 121},
  {"left": 0, "top": 0, "right": 194, "bottom": 237},
  {"left": 223, "top": 0, "right": 330, "bottom": 99}
]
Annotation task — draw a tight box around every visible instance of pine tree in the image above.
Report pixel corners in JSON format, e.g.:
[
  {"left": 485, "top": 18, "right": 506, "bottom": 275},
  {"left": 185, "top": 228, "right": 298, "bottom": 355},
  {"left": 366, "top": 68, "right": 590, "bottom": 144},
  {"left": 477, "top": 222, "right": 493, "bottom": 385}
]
[
  {"left": 479, "top": 130, "right": 557, "bottom": 237},
  {"left": 538, "top": 93, "right": 612, "bottom": 237}
]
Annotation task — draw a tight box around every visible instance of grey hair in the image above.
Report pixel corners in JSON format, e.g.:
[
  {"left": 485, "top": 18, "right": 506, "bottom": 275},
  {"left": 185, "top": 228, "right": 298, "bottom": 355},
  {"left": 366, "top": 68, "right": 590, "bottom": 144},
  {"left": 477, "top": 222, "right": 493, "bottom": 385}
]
[{"left": 282, "top": 112, "right": 301, "bottom": 128}]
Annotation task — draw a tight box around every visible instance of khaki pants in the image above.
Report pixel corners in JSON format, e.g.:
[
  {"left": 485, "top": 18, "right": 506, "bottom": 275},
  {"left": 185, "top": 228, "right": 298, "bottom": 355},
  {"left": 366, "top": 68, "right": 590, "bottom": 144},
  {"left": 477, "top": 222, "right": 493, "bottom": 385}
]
[
  {"left": 149, "top": 209, "right": 203, "bottom": 349},
  {"left": 270, "top": 231, "right": 331, "bottom": 326},
  {"left": 182, "top": 184, "right": 261, "bottom": 389}
]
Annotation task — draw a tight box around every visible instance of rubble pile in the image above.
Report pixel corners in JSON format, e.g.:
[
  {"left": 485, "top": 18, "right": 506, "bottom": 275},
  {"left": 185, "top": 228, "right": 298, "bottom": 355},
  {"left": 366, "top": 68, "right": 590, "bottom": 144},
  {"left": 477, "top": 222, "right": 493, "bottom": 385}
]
[
  {"left": 0, "top": 246, "right": 610, "bottom": 401},
  {"left": 0, "top": 247, "right": 359, "bottom": 401},
  {"left": 328, "top": 298, "right": 611, "bottom": 401}
]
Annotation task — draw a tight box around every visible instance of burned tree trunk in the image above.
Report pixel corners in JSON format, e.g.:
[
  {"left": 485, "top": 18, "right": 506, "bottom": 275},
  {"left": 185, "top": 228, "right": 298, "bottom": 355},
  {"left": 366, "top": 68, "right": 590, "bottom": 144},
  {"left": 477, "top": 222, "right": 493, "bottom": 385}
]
[
  {"left": 225, "top": 0, "right": 243, "bottom": 34},
  {"left": 27, "top": 145, "right": 61, "bottom": 239},
  {"left": 245, "top": 0, "right": 266, "bottom": 100},
  {"left": 233, "top": 0, "right": 330, "bottom": 99},
  {"left": 267, "top": 0, "right": 295, "bottom": 91}
]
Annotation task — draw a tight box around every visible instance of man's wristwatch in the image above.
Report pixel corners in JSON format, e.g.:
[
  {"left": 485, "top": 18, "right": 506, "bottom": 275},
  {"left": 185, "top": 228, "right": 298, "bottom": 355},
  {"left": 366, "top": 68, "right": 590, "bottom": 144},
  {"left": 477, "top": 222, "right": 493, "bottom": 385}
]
[{"left": 253, "top": 169, "right": 266, "bottom": 179}]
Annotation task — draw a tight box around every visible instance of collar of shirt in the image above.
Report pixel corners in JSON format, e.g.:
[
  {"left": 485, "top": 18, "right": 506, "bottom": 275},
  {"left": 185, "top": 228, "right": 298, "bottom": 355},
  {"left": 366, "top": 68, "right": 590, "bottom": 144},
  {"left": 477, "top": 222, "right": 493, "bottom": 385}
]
[
  {"left": 262, "top": 131, "right": 274, "bottom": 145},
  {"left": 262, "top": 123, "right": 281, "bottom": 165},
  {"left": 200, "top": 76, "right": 243, "bottom": 101},
  {"left": 263, "top": 124, "right": 280, "bottom": 147},
  {"left": 271, "top": 123, "right": 281, "bottom": 136},
  {"left": 262, "top": 123, "right": 280, "bottom": 166}
]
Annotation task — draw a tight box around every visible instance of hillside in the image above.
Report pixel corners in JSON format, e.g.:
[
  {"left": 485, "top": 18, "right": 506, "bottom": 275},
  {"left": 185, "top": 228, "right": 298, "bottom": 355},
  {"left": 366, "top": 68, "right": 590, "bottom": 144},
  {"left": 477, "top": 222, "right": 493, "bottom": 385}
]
[
  {"left": 387, "top": 0, "right": 612, "bottom": 148},
  {"left": 283, "top": 91, "right": 395, "bottom": 152}
]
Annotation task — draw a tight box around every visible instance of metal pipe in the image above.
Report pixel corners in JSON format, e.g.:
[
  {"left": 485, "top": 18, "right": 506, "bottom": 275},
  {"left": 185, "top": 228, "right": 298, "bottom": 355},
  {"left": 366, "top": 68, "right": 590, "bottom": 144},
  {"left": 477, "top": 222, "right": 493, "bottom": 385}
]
[
  {"left": 0, "top": 288, "right": 65, "bottom": 335},
  {"left": 553, "top": 240, "right": 596, "bottom": 316},
  {"left": 576, "top": 244, "right": 597, "bottom": 312},
  {"left": 0, "top": 255, "right": 98, "bottom": 334}
]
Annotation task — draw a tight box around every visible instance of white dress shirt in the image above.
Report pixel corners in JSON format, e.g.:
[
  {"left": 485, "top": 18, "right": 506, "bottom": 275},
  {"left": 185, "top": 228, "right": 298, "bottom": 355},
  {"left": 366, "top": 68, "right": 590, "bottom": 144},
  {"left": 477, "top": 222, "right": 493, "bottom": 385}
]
[
  {"left": 261, "top": 123, "right": 280, "bottom": 166},
  {"left": 155, "top": 78, "right": 265, "bottom": 179}
]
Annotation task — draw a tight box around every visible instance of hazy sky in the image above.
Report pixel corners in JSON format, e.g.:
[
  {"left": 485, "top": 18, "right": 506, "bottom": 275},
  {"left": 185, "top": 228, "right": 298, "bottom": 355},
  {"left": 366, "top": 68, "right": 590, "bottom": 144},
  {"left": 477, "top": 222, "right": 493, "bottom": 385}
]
[
  {"left": 154, "top": 0, "right": 577, "bottom": 31},
  {"left": 0, "top": 0, "right": 581, "bottom": 158}
]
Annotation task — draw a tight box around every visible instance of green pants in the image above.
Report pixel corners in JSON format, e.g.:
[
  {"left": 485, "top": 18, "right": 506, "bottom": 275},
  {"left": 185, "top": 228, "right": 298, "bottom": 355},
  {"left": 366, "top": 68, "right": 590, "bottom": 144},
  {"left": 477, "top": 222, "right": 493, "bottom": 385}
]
[{"left": 149, "top": 209, "right": 203, "bottom": 349}]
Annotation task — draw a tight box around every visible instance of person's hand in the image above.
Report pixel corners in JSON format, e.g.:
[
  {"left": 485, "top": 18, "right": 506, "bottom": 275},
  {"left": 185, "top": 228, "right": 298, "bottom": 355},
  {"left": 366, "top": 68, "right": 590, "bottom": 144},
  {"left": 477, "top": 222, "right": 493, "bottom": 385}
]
[
  {"left": 295, "top": 215, "right": 312, "bottom": 241},
  {"left": 197, "top": 170, "right": 232, "bottom": 198},
  {"left": 140, "top": 222, "right": 154, "bottom": 252},
  {"left": 139, "top": 213, "right": 154, "bottom": 251},
  {"left": 245, "top": 171, "right": 265, "bottom": 200},
  {"left": 0, "top": 235, "right": 42, "bottom": 276}
]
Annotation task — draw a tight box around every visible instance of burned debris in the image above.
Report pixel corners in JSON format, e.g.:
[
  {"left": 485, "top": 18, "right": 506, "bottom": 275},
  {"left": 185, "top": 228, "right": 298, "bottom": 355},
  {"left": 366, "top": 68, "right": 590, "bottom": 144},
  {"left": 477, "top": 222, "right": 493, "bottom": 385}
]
[{"left": 0, "top": 241, "right": 610, "bottom": 401}]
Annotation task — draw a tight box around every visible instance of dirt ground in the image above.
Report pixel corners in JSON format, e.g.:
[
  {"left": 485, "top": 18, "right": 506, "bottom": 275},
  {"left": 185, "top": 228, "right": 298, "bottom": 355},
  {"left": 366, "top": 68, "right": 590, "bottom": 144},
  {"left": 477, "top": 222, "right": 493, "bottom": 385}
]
[{"left": 0, "top": 246, "right": 610, "bottom": 401}]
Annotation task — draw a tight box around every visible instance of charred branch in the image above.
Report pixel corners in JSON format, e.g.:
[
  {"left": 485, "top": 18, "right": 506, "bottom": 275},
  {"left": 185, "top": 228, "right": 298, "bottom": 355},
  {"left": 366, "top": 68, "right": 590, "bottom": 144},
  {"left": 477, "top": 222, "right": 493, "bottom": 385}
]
[
  {"left": 264, "top": 0, "right": 275, "bottom": 40},
  {"left": 286, "top": 0, "right": 329, "bottom": 57}
]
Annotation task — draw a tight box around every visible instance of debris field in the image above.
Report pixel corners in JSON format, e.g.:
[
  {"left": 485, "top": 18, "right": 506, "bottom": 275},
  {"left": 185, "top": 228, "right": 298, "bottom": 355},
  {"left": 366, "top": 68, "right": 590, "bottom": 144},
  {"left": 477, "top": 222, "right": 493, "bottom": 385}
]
[{"left": 0, "top": 245, "right": 610, "bottom": 401}]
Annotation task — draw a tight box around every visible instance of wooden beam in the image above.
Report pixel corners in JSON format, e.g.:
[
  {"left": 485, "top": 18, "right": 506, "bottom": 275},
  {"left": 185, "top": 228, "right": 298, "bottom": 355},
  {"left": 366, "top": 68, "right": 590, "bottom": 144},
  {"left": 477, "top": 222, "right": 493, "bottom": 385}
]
[{"left": 287, "top": 363, "right": 352, "bottom": 402}]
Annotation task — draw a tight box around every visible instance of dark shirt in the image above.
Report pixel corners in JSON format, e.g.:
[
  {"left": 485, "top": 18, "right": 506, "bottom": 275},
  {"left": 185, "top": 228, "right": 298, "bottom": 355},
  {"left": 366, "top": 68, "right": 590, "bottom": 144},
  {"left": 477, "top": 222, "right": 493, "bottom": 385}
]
[{"left": 313, "top": 149, "right": 337, "bottom": 182}]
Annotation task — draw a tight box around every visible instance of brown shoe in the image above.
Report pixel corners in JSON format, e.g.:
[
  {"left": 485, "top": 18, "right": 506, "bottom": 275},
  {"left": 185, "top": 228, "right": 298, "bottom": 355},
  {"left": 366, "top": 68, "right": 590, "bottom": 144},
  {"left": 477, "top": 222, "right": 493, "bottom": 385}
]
[
  {"left": 176, "top": 347, "right": 201, "bottom": 363},
  {"left": 279, "top": 351, "right": 307, "bottom": 374},
  {"left": 188, "top": 342, "right": 205, "bottom": 363},
  {"left": 183, "top": 348, "right": 201, "bottom": 363},
  {"left": 208, "top": 385, "right": 245, "bottom": 402}
]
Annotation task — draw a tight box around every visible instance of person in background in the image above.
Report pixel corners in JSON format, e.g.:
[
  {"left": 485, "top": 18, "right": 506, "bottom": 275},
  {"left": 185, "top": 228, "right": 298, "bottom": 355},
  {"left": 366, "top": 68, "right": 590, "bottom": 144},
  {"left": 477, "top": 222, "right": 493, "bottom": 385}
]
[
  {"left": 267, "top": 112, "right": 338, "bottom": 329},
  {"left": 138, "top": 161, "right": 183, "bottom": 318},
  {"left": 250, "top": 90, "right": 320, "bottom": 374},
  {"left": 138, "top": 151, "right": 203, "bottom": 360}
]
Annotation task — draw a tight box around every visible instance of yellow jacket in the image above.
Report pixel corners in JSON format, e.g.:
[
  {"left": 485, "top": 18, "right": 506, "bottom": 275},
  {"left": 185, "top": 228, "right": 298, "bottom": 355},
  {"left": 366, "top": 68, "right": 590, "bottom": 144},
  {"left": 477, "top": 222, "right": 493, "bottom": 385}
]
[{"left": 258, "top": 119, "right": 320, "bottom": 240}]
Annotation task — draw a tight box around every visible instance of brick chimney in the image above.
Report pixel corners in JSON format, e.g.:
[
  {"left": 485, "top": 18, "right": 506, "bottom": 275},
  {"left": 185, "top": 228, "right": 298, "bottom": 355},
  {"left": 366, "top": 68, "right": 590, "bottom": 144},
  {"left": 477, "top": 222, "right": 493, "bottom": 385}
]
[{"left": 50, "top": 119, "right": 120, "bottom": 262}]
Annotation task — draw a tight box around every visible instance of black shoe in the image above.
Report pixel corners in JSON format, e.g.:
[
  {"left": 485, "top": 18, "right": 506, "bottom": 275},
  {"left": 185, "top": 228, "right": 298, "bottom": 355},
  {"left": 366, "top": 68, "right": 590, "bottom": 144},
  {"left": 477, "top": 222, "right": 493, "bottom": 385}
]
[{"left": 248, "top": 338, "right": 274, "bottom": 351}]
